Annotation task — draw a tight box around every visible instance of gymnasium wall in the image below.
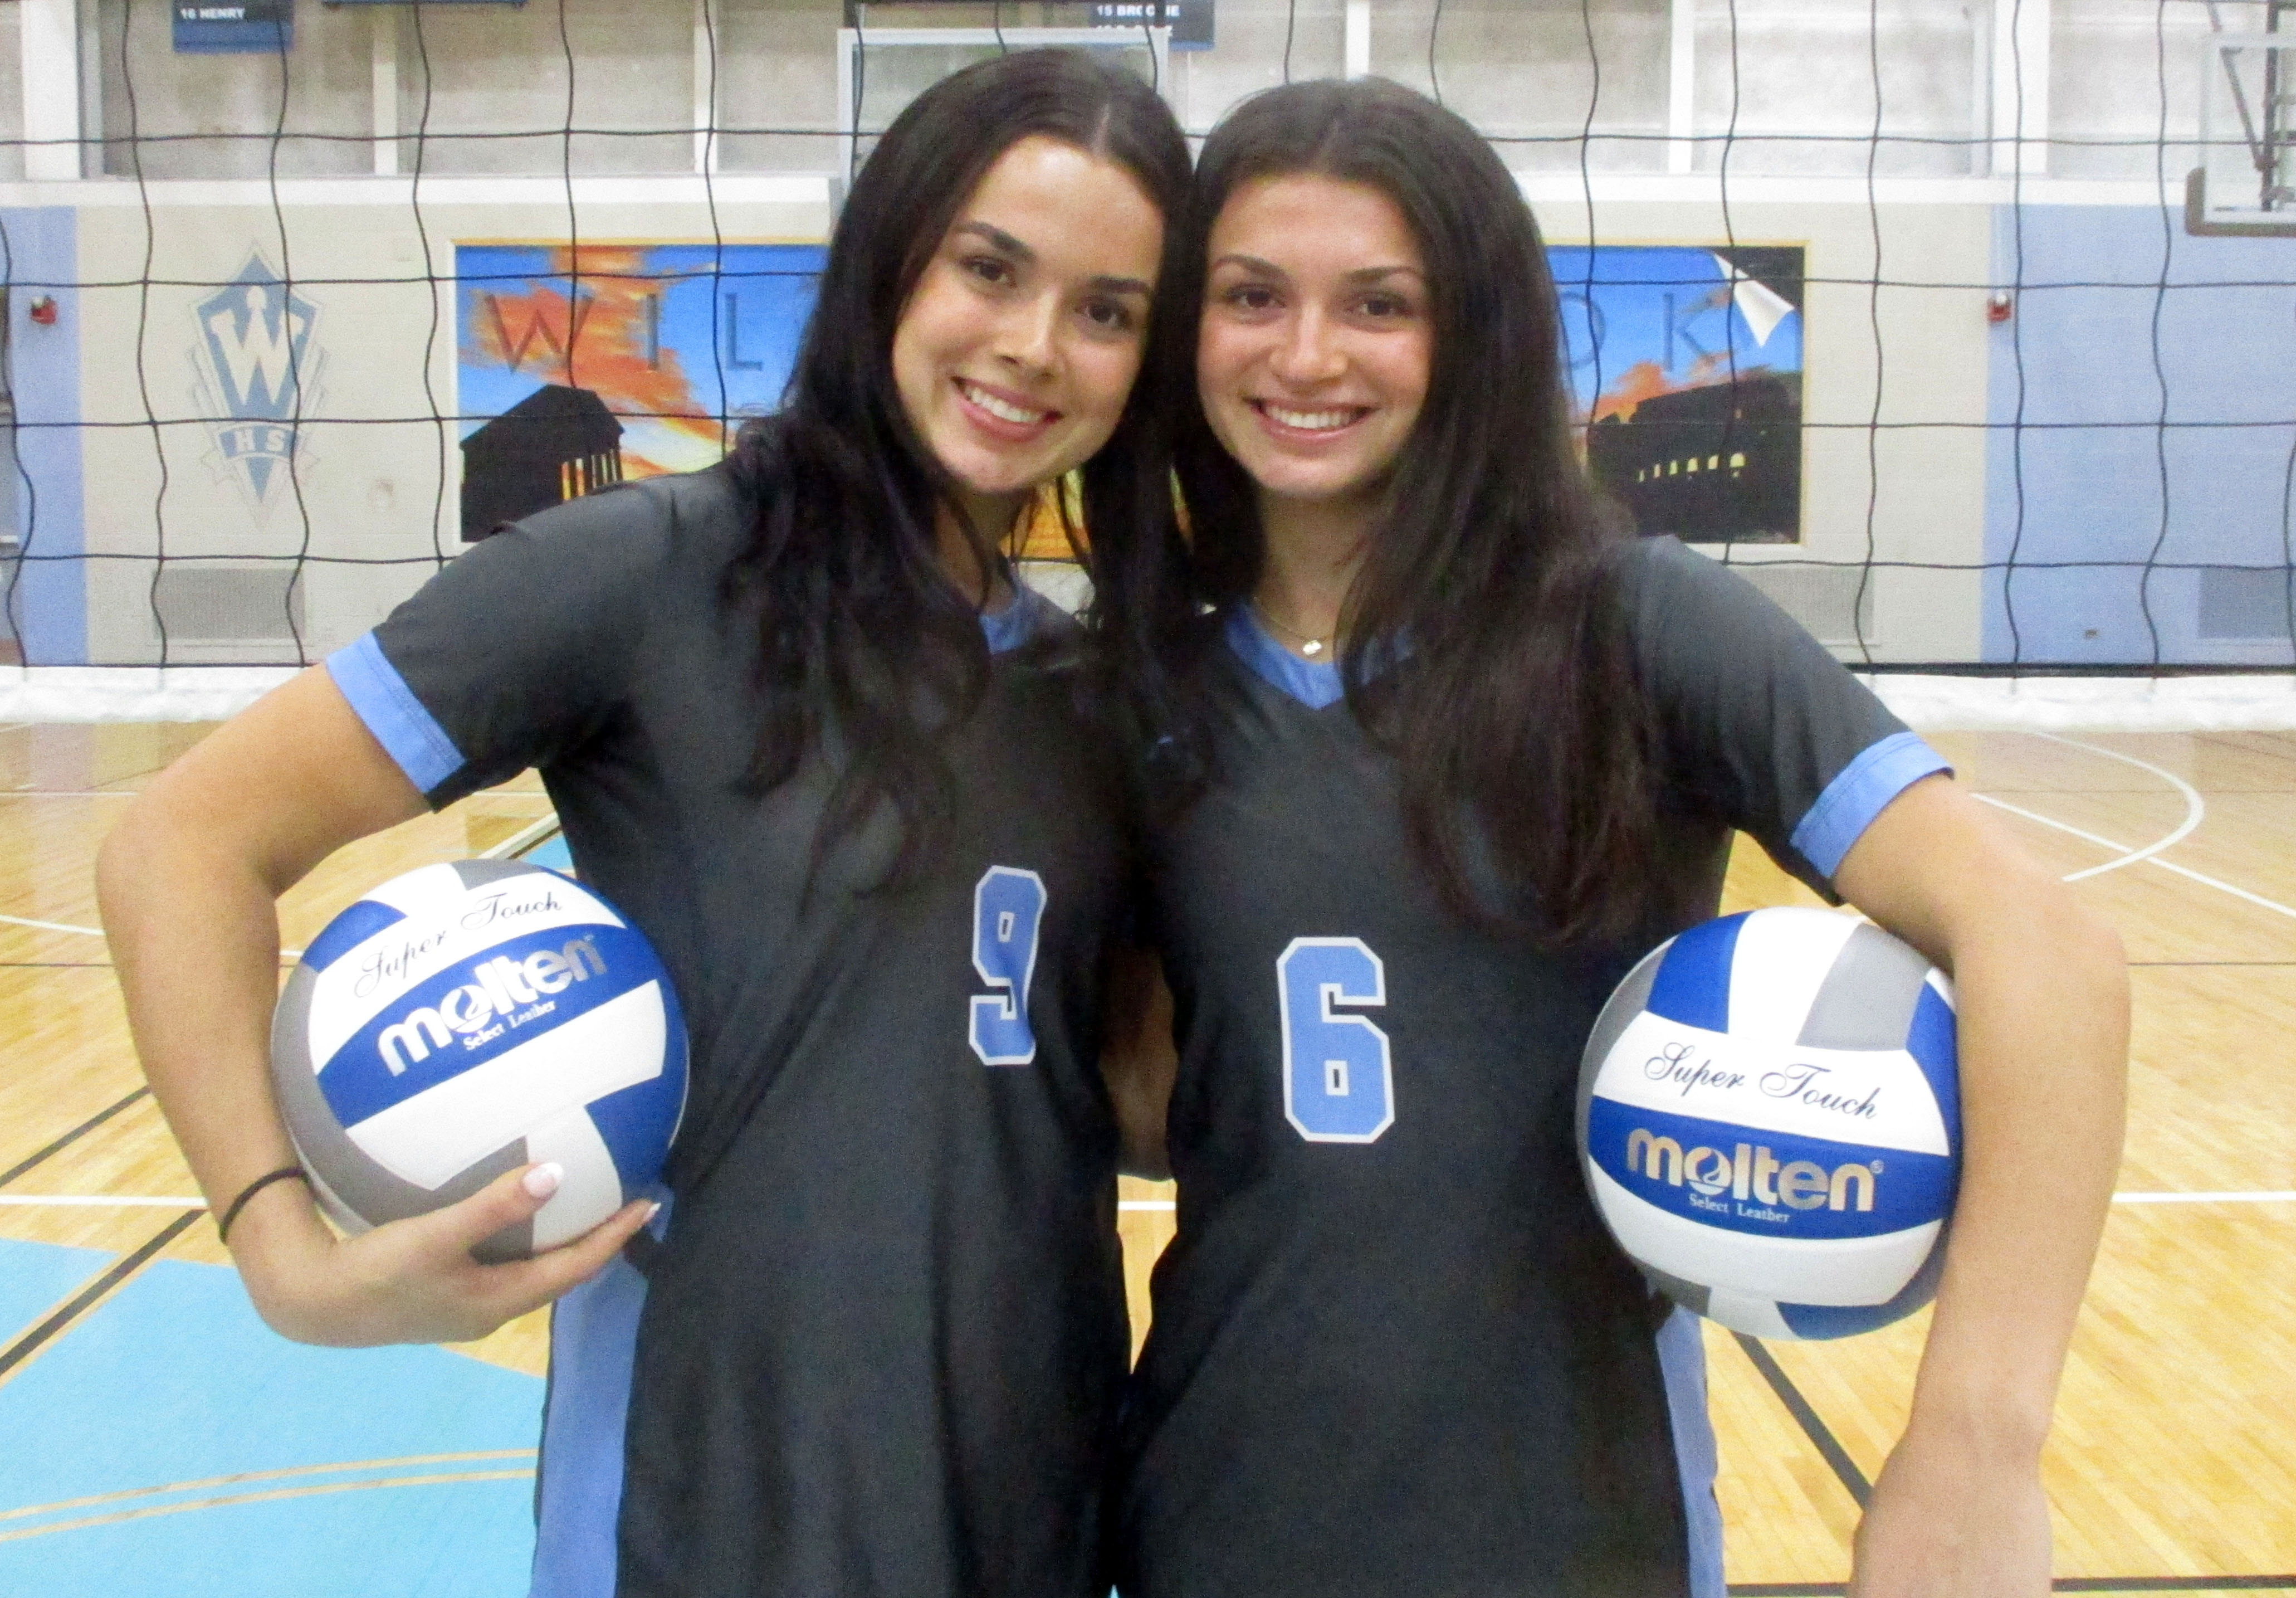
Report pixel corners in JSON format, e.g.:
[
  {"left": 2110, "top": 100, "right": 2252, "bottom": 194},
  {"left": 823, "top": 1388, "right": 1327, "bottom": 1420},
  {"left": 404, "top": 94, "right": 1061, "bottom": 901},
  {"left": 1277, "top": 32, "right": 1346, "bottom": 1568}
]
[
  {"left": 1981, "top": 207, "right": 2296, "bottom": 668},
  {"left": 1, "top": 0, "right": 2289, "bottom": 671}
]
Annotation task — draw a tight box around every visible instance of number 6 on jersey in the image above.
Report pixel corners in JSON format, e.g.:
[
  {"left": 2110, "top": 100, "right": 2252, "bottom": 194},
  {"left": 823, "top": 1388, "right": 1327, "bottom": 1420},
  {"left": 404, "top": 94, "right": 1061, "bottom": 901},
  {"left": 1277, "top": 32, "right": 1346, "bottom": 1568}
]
[
  {"left": 970, "top": 866, "right": 1047, "bottom": 1066},
  {"left": 1277, "top": 937, "right": 1394, "bottom": 1143}
]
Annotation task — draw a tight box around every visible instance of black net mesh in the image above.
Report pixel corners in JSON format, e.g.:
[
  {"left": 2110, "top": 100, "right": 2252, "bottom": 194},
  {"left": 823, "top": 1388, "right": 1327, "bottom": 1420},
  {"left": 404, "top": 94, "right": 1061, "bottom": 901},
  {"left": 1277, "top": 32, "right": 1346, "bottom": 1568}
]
[{"left": 0, "top": 0, "right": 2288, "bottom": 676}]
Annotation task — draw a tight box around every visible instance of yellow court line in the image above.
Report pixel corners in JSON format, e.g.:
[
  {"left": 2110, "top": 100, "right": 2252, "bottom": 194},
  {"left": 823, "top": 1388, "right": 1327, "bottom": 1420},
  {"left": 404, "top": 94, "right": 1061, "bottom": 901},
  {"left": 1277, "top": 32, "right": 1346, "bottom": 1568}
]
[
  {"left": 0, "top": 1450, "right": 537, "bottom": 1522},
  {"left": 0, "top": 1471, "right": 534, "bottom": 1545}
]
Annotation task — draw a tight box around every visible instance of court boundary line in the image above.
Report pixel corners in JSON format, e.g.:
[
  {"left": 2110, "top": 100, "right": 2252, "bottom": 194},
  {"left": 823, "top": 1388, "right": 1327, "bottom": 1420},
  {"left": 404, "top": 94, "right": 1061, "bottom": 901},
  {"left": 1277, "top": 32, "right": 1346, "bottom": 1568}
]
[
  {"left": 2035, "top": 733, "right": 2206, "bottom": 882},
  {"left": 0, "top": 1449, "right": 536, "bottom": 1523},
  {"left": 0, "top": 1468, "right": 536, "bottom": 1545},
  {"left": 0, "top": 911, "right": 110, "bottom": 937},
  {"left": 0, "top": 1196, "right": 204, "bottom": 1207},
  {"left": 0, "top": 796, "right": 557, "bottom": 943},
  {"left": 484, "top": 814, "right": 563, "bottom": 860},
  {"left": 0, "top": 1211, "right": 202, "bottom": 1386},
  {"left": 0, "top": 1087, "right": 149, "bottom": 1188},
  {"left": 1727, "top": 1331, "right": 1872, "bottom": 1508},
  {"left": 1972, "top": 792, "right": 2296, "bottom": 922}
]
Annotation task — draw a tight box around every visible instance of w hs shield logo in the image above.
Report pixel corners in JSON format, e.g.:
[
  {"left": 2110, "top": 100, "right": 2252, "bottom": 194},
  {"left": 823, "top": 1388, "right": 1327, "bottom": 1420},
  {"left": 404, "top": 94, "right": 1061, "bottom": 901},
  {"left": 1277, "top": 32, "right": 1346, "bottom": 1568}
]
[{"left": 193, "top": 255, "right": 323, "bottom": 504}]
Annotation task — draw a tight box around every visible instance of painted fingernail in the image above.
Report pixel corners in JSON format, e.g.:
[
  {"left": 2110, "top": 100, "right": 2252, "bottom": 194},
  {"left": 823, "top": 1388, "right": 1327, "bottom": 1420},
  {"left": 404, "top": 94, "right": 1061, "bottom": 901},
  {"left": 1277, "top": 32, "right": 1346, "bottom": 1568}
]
[{"left": 522, "top": 1163, "right": 564, "bottom": 1198}]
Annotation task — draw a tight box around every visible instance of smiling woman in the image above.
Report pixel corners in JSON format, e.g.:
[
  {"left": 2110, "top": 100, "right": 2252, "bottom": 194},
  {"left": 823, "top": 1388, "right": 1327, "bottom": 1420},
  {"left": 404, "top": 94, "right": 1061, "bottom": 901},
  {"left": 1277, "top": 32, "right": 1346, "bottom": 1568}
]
[
  {"left": 1088, "top": 77, "right": 2126, "bottom": 1598},
  {"left": 893, "top": 138, "right": 1164, "bottom": 540},
  {"left": 1196, "top": 177, "right": 1431, "bottom": 523},
  {"left": 96, "top": 48, "right": 1191, "bottom": 1598}
]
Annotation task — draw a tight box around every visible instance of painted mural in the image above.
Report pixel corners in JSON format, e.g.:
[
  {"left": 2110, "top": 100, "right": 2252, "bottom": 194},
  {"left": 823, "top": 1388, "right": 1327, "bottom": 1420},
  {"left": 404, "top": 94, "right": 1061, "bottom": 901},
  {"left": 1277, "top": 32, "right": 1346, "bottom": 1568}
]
[
  {"left": 1552, "top": 245, "right": 1806, "bottom": 544},
  {"left": 456, "top": 243, "right": 825, "bottom": 540}
]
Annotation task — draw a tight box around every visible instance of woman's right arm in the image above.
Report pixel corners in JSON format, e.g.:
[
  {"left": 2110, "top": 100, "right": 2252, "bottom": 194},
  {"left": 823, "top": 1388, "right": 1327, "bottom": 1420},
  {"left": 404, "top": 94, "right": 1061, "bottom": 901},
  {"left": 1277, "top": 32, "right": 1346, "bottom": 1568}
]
[{"left": 96, "top": 665, "right": 652, "bottom": 1347}]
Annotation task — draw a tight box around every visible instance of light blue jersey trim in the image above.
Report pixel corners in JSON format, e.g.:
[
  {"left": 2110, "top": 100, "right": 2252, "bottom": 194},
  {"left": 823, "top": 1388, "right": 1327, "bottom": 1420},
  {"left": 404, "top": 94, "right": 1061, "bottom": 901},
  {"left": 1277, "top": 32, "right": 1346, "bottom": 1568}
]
[
  {"left": 530, "top": 1200, "right": 669, "bottom": 1598},
  {"left": 1789, "top": 730, "right": 1951, "bottom": 880},
  {"left": 983, "top": 583, "right": 1057, "bottom": 656},
  {"left": 1657, "top": 1307, "right": 1726, "bottom": 1598},
  {"left": 326, "top": 632, "right": 465, "bottom": 796},
  {"left": 1224, "top": 606, "right": 1344, "bottom": 710}
]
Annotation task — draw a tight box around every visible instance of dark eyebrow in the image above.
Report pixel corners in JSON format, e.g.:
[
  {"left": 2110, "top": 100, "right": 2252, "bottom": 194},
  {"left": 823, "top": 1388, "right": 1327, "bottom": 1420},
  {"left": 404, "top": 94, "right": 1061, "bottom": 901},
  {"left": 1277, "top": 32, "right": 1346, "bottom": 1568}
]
[
  {"left": 1211, "top": 252, "right": 1286, "bottom": 279},
  {"left": 953, "top": 221, "right": 1035, "bottom": 264},
  {"left": 955, "top": 222, "right": 1149, "bottom": 297},
  {"left": 1212, "top": 254, "right": 1421, "bottom": 288}
]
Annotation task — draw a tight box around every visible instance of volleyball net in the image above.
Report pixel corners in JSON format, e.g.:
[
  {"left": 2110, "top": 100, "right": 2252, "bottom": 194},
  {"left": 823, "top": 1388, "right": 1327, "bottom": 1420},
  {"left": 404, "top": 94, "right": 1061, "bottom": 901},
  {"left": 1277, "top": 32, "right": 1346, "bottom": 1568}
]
[{"left": 0, "top": 0, "right": 2290, "bottom": 726}]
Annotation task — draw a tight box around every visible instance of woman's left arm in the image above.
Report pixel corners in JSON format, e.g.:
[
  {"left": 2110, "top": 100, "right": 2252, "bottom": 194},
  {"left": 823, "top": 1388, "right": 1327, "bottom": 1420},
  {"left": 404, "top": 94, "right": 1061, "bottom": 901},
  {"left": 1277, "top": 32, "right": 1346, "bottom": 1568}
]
[{"left": 1831, "top": 772, "right": 2128, "bottom": 1597}]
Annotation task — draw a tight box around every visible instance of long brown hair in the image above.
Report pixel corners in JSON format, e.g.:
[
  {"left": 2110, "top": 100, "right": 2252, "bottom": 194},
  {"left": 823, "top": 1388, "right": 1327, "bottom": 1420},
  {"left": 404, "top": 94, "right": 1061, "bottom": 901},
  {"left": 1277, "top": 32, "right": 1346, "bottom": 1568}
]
[
  {"left": 1091, "top": 77, "right": 1663, "bottom": 945},
  {"left": 725, "top": 50, "right": 1190, "bottom": 889}
]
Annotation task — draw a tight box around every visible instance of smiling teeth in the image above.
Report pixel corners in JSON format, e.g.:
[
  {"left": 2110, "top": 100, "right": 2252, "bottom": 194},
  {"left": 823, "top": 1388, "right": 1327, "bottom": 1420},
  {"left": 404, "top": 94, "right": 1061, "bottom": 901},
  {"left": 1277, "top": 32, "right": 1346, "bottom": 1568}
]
[
  {"left": 1265, "top": 405, "right": 1357, "bottom": 431},
  {"left": 960, "top": 381, "right": 1048, "bottom": 426}
]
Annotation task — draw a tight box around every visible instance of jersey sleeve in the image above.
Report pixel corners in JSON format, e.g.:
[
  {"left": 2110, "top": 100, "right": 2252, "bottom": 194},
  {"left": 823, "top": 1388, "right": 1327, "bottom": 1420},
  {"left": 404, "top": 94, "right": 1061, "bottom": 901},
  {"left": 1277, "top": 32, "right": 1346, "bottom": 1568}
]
[
  {"left": 1614, "top": 535, "right": 1951, "bottom": 899},
  {"left": 325, "top": 481, "right": 679, "bottom": 809}
]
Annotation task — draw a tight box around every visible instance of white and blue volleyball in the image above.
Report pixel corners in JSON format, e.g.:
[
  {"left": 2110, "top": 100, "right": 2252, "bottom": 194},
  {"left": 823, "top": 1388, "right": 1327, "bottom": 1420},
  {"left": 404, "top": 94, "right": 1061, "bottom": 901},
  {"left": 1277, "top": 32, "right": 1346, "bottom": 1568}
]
[
  {"left": 1576, "top": 907, "right": 1959, "bottom": 1341},
  {"left": 271, "top": 860, "right": 687, "bottom": 1263}
]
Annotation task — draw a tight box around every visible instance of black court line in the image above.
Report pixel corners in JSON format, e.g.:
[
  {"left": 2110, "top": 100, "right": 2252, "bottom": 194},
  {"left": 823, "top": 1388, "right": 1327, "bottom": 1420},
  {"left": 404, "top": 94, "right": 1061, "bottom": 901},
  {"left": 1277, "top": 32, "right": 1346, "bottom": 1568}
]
[
  {"left": 1731, "top": 1582, "right": 2296, "bottom": 1595},
  {"left": 0, "top": 1087, "right": 150, "bottom": 1188},
  {"left": 0, "top": 1210, "right": 203, "bottom": 1384},
  {"left": 1725, "top": 1340, "right": 2296, "bottom": 1595},
  {"left": 2193, "top": 731, "right": 2296, "bottom": 768},
  {"left": 1728, "top": 1331, "right": 1871, "bottom": 1508}
]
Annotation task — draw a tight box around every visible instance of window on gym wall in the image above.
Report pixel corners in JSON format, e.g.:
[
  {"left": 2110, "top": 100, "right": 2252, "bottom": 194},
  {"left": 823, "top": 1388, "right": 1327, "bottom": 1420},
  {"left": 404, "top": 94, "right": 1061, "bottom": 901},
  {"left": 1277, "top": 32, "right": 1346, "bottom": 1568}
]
[
  {"left": 2046, "top": 0, "right": 2213, "bottom": 182},
  {"left": 0, "top": 21, "right": 24, "bottom": 183},
  {"left": 1687, "top": 0, "right": 1979, "bottom": 178},
  {"left": 712, "top": 0, "right": 843, "bottom": 176},
  {"left": 87, "top": 0, "right": 856, "bottom": 181},
  {"left": 383, "top": 0, "right": 695, "bottom": 177},
  {"left": 97, "top": 0, "right": 374, "bottom": 179}
]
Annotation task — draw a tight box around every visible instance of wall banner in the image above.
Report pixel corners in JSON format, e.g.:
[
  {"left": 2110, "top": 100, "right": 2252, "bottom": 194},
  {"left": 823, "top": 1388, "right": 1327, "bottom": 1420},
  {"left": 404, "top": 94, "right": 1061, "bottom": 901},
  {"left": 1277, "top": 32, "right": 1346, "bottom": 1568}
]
[{"left": 1552, "top": 245, "right": 1806, "bottom": 544}]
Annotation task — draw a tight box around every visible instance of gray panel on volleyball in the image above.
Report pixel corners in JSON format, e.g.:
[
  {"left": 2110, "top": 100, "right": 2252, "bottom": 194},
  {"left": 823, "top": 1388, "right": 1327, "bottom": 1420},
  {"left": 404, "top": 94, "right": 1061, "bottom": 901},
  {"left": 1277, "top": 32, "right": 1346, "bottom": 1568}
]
[
  {"left": 1637, "top": 1263, "right": 1712, "bottom": 1319},
  {"left": 272, "top": 949, "right": 535, "bottom": 1263},
  {"left": 1795, "top": 922, "right": 1931, "bottom": 1052},
  {"left": 1576, "top": 942, "right": 1667, "bottom": 1150},
  {"left": 452, "top": 856, "right": 548, "bottom": 889}
]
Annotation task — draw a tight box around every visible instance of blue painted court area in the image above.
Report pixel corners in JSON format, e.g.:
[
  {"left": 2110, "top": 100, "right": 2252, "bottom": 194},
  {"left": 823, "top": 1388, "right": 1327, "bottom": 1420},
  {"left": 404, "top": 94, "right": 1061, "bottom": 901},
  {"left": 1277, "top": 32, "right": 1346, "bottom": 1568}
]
[
  {"left": 524, "top": 834, "right": 574, "bottom": 874},
  {"left": 0, "top": 1246, "right": 544, "bottom": 1597},
  {"left": 0, "top": 1235, "right": 108, "bottom": 1342}
]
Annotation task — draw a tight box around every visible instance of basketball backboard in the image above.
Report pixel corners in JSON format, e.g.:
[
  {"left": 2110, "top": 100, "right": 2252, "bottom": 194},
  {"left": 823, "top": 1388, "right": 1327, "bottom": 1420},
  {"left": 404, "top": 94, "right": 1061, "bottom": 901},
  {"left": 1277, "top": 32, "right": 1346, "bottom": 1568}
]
[{"left": 2187, "top": 30, "right": 2296, "bottom": 236}]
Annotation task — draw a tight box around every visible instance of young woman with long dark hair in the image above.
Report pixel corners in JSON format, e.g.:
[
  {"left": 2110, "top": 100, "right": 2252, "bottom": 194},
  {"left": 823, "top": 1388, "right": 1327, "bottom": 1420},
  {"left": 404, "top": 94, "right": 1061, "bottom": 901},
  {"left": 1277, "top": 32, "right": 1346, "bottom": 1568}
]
[
  {"left": 1093, "top": 78, "right": 2125, "bottom": 1597},
  {"left": 99, "top": 50, "right": 1188, "bottom": 1598}
]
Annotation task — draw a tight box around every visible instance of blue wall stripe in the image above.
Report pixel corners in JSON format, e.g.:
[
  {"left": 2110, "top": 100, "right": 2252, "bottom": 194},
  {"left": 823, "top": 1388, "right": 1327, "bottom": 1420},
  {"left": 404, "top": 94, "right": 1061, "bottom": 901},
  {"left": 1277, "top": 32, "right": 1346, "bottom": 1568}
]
[{"left": 5, "top": 207, "right": 85, "bottom": 665}]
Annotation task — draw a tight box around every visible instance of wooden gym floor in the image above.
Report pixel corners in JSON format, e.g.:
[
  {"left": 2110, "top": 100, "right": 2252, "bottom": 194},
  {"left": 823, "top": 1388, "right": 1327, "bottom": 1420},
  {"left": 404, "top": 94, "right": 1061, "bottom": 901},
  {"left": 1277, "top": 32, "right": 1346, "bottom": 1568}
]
[{"left": 0, "top": 720, "right": 2288, "bottom": 1593}]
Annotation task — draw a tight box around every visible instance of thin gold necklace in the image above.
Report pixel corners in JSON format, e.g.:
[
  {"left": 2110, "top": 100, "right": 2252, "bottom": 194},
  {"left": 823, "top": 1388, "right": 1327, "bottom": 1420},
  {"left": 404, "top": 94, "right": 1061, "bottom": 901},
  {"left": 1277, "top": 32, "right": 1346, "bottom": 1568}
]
[{"left": 1252, "top": 597, "right": 1335, "bottom": 659}]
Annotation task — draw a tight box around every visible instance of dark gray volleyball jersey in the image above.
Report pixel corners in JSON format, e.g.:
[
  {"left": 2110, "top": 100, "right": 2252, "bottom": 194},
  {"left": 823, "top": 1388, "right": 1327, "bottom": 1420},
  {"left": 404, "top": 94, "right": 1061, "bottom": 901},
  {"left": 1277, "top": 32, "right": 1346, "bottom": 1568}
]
[
  {"left": 328, "top": 466, "right": 1131, "bottom": 1598},
  {"left": 1117, "top": 537, "right": 1947, "bottom": 1598}
]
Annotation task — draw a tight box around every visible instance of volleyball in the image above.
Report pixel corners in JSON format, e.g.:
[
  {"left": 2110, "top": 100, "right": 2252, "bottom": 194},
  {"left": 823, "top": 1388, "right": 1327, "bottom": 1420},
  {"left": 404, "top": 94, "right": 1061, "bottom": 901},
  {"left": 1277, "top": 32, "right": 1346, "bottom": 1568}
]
[
  {"left": 270, "top": 860, "right": 687, "bottom": 1263},
  {"left": 1576, "top": 907, "right": 1960, "bottom": 1341}
]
